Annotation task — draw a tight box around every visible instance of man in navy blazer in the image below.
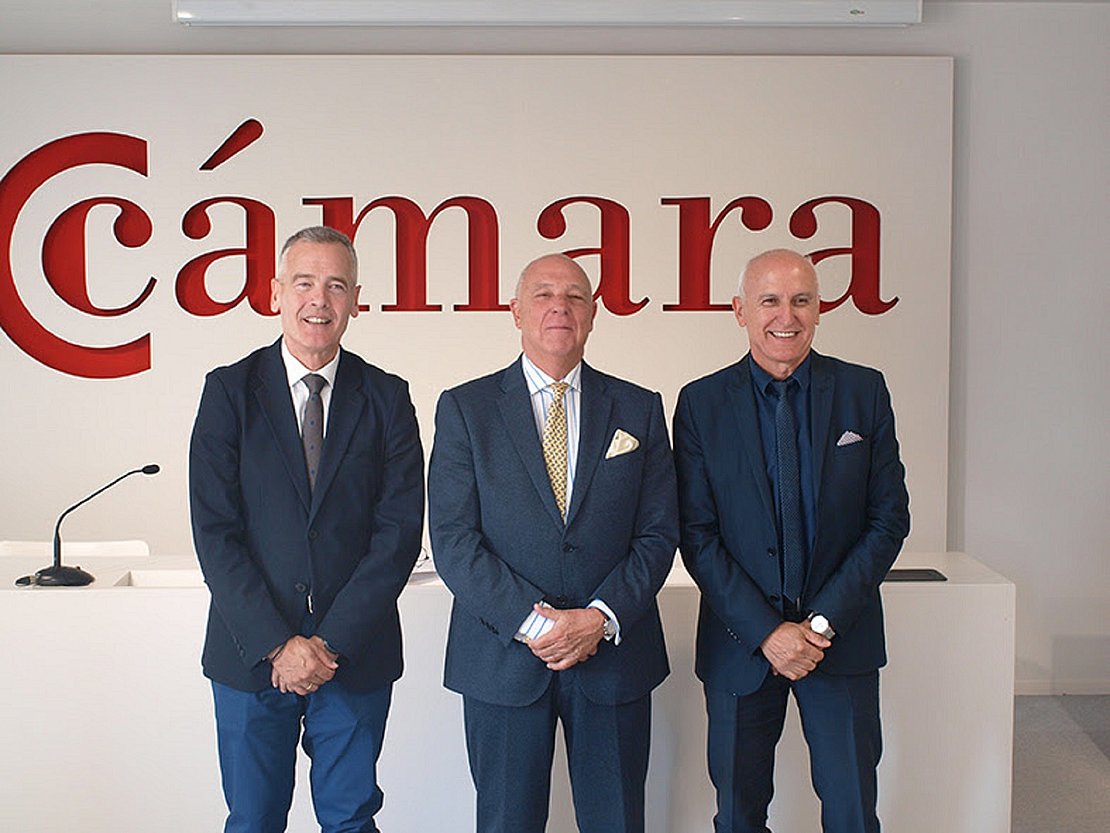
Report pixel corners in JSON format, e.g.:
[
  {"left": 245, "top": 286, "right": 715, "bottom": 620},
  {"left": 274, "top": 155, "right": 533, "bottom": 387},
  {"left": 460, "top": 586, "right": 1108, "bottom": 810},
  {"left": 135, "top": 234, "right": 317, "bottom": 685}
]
[
  {"left": 673, "top": 249, "right": 910, "bottom": 833},
  {"left": 189, "top": 226, "right": 424, "bottom": 833},
  {"left": 428, "top": 254, "right": 679, "bottom": 833}
]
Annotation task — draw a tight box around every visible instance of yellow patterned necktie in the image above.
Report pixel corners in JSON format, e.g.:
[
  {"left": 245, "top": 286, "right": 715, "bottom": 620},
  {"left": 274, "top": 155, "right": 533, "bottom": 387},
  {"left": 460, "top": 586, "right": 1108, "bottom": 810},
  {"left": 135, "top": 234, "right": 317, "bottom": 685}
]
[{"left": 542, "top": 381, "right": 570, "bottom": 520}]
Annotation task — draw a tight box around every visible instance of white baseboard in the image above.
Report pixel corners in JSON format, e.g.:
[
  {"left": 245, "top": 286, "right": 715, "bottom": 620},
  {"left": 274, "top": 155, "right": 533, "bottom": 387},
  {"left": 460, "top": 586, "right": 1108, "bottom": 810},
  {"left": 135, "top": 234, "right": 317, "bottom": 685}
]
[{"left": 1015, "top": 679, "right": 1110, "bottom": 696}]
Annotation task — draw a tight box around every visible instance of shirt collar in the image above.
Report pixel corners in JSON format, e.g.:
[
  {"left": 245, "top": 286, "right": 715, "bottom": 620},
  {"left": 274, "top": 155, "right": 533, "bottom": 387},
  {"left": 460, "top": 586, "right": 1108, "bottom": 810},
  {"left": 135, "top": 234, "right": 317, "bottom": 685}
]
[
  {"left": 280, "top": 339, "right": 340, "bottom": 390},
  {"left": 521, "top": 353, "right": 582, "bottom": 396},
  {"left": 749, "top": 352, "right": 812, "bottom": 396}
]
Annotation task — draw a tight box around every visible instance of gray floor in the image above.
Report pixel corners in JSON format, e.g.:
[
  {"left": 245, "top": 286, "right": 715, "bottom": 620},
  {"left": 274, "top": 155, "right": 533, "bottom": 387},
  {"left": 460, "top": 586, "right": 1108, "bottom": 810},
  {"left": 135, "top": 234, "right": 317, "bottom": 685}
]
[{"left": 1012, "top": 695, "right": 1110, "bottom": 833}]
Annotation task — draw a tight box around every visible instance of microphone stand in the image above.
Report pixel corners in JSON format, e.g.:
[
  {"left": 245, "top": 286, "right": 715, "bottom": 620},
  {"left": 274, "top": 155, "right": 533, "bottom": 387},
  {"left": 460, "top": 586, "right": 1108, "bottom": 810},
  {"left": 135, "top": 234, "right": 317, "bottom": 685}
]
[{"left": 28, "top": 464, "right": 160, "bottom": 587}]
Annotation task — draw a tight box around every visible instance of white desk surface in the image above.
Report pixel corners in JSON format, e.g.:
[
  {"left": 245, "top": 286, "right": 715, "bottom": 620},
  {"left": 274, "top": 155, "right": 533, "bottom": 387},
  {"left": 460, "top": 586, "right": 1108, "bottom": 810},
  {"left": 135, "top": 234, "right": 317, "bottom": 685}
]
[{"left": 2, "top": 548, "right": 1012, "bottom": 592}]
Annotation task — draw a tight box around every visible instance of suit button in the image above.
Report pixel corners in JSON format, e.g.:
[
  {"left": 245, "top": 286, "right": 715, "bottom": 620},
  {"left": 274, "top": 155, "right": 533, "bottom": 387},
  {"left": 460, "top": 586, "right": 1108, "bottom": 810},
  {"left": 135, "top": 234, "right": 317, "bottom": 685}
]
[
  {"left": 295, "top": 582, "right": 307, "bottom": 593},
  {"left": 554, "top": 595, "right": 568, "bottom": 606},
  {"left": 562, "top": 544, "right": 576, "bottom": 553},
  {"left": 308, "top": 529, "right": 319, "bottom": 540},
  {"left": 768, "top": 547, "right": 776, "bottom": 557},
  {"left": 768, "top": 594, "right": 780, "bottom": 604}
]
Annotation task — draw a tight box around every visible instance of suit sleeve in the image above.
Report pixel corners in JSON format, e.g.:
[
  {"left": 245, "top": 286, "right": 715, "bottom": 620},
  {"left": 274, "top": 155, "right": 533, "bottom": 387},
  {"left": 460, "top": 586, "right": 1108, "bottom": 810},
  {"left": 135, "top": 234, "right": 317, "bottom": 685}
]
[
  {"left": 428, "top": 389, "right": 548, "bottom": 646},
  {"left": 807, "top": 374, "right": 910, "bottom": 633},
  {"left": 314, "top": 379, "right": 425, "bottom": 657},
  {"left": 189, "top": 371, "right": 293, "bottom": 666},
  {"left": 673, "top": 386, "right": 783, "bottom": 653},
  {"left": 588, "top": 392, "right": 680, "bottom": 631}
]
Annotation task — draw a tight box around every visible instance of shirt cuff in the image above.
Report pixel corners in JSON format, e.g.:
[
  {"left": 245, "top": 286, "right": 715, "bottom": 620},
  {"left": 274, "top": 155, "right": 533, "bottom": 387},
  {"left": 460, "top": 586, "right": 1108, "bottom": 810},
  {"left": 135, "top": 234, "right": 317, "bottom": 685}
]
[
  {"left": 515, "top": 607, "right": 555, "bottom": 643},
  {"left": 588, "top": 599, "right": 621, "bottom": 645}
]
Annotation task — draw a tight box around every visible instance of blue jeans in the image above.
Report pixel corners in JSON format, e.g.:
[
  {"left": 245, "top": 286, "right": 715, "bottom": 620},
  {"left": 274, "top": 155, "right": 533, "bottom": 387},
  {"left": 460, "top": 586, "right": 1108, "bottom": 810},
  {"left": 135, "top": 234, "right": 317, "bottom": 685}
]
[{"left": 212, "top": 678, "right": 392, "bottom": 833}]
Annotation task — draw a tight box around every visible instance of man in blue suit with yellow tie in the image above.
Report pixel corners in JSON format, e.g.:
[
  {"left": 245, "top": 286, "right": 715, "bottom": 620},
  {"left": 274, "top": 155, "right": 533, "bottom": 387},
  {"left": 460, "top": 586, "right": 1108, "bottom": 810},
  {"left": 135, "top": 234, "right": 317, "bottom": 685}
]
[
  {"left": 673, "top": 249, "right": 910, "bottom": 833},
  {"left": 428, "top": 253, "right": 679, "bottom": 833},
  {"left": 189, "top": 226, "right": 424, "bottom": 833}
]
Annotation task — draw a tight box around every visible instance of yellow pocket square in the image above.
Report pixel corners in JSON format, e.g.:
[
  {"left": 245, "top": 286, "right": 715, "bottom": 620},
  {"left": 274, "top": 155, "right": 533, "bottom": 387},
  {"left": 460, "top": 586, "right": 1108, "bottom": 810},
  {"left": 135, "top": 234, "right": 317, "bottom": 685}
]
[{"left": 605, "top": 429, "right": 640, "bottom": 459}]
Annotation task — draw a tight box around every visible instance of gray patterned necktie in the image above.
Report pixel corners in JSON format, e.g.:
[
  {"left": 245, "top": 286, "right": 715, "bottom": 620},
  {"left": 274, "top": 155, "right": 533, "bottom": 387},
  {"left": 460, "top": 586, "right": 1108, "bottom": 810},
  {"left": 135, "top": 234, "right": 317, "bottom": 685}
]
[{"left": 301, "top": 374, "right": 326, "bottom": 492}]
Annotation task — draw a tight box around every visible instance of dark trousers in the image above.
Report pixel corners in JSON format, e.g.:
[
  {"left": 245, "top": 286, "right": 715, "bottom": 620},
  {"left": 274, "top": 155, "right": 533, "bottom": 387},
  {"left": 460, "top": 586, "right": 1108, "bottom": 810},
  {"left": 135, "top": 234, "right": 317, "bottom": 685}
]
[
  {"left": 212, "top": 679, "right": 392, "bottom": 833},
  {"left": 705, "top": 670, "right": 881, "bottom": 833},
  {"left": 463, "top": 672, "right": 652, "bottom": 833}
]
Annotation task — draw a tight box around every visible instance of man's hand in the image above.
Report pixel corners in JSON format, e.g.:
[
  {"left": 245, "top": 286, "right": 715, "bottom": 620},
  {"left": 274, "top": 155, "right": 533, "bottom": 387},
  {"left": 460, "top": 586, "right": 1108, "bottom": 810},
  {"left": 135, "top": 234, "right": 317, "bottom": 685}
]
[
  {"left": 527, "top": 606, "right": 606, "bottom": 671},
  {"left": 269, "top": 635, "right": 339, "bottom": 695},
  {"left": 760, "top": 622, "right": 830, "bottom": 681}
]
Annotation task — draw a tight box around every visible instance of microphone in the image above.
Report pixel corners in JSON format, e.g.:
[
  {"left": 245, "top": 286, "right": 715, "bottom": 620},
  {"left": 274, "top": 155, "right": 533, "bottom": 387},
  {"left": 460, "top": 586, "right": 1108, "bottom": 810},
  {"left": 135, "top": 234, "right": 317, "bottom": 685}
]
[{"left": 20, "top": 464, "right": 160, "bottom": 587}]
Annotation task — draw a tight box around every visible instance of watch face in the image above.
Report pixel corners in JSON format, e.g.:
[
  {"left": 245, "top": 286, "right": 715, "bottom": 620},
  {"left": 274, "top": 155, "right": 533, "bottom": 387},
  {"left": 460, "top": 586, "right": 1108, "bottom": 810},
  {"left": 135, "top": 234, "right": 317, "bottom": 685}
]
[{"left": 811, "top": 615, "right": 829, "bottom": 634}]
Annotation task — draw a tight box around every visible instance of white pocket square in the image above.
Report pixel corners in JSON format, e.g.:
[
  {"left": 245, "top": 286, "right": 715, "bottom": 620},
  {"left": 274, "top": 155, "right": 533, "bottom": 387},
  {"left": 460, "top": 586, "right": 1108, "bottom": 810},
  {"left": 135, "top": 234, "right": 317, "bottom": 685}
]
[
  {"left": 836, "top": 430, "right": 864, "bottom": 447},
  {"left": 605, "top": 429, "right": 640, "bottom": 459}
]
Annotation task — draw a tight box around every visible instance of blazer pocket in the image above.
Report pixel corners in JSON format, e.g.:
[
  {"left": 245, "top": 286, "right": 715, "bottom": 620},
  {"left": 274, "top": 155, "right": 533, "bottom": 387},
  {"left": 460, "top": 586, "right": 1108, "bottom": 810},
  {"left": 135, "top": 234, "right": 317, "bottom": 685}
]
[
  {"left": 833, "top": 436, "right": 870, "bottom": 455},
  {"left": 604, "top": 446, "right": 641, "bottom": 462}
]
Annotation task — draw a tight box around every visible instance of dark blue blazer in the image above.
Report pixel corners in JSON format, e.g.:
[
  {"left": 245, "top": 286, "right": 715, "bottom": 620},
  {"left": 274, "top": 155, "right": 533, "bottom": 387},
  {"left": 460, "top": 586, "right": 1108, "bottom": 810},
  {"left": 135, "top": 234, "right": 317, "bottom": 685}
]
[
  {"left": 189, "top": 339, "right": 424, "bottom": 693},
  {"left": 673, "top": 352, "right": 910, "bottom": 696},
  {"left": 428, "top": 358, "right": 679, "bottom": 707}
]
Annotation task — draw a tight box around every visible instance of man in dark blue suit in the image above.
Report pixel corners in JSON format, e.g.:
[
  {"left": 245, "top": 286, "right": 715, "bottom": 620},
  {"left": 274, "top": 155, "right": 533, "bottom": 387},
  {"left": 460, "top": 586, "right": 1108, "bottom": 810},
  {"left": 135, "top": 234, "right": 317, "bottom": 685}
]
[
  {"left": 428, "top": 253, "right": 679, "bottom": 833},
  {"left": 673, "top": 249, "right": 910, "bottom": 833},
  {"left": 189, "top": 226, "right": 424, "bottom": 833}
]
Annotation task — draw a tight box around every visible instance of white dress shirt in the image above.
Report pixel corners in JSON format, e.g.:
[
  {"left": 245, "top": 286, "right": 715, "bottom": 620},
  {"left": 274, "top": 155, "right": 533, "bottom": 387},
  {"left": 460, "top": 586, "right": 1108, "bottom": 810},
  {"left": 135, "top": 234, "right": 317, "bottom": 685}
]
[{"left": 280, "top": 340, "right": 340, "bottom": 437}]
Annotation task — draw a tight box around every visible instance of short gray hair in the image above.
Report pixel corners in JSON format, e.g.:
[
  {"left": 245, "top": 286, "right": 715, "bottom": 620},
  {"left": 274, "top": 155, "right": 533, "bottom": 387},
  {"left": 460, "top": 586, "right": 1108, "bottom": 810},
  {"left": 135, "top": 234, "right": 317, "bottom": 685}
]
[{"left": 277, "top": 226, "right": 358, "bottom": 280}]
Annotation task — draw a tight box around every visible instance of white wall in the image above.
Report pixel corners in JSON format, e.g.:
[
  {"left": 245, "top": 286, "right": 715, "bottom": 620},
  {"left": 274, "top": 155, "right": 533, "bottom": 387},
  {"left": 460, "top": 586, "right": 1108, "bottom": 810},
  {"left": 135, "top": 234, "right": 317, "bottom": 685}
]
[
  {"left": 0, "top": 53, "right": 954, "bottom": 554},
  {"left": 805, "top": 0, "right": 1110, "bottom": 695},
  {"left": 1, "top": 2, "right": 1107, "bottom": 694},
  {"left": 927, "top": 3, "right": 1109, "bottom": 694}
]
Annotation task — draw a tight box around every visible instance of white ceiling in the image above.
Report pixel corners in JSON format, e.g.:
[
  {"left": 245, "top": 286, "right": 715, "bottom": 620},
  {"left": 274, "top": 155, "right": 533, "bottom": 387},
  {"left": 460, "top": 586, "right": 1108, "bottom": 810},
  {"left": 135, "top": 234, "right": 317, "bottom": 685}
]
[{"left": 0, "top": 1, "right": 1102, "bottom": 55}]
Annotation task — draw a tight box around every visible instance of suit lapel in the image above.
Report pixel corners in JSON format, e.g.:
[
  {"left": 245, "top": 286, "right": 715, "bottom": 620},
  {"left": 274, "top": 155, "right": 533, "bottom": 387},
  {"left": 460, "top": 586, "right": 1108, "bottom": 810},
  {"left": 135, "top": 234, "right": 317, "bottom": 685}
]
[
  {"left": 565, "top": 362, "right": 612, "bottom": 527},
  {"left": 809, "top": 351, "right": 835, "bottom": 507},
  {"left": 253, "top": 340, "right": 312, "bottom": 512},
  {"left": 497, "top": 359, "right": 565, "bottom": 529},
  {"left": 310, "top": 349, "right": 366, "bottom": 519},
  {"left": 729, "top": 357, "right": 776, "bottom": 525}
]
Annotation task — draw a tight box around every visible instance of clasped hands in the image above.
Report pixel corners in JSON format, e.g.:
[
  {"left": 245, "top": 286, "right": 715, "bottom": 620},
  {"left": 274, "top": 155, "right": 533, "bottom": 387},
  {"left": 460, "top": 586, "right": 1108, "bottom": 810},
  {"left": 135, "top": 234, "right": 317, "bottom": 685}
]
[
  {"left": 760, "top": 621, "right": 832, "bottom": 681},
  {"left": 526, "top": 605, "right": 606, "bottom": 671},
  {"left": 269, "top": 635, "right": 339, "bottom": 695}
]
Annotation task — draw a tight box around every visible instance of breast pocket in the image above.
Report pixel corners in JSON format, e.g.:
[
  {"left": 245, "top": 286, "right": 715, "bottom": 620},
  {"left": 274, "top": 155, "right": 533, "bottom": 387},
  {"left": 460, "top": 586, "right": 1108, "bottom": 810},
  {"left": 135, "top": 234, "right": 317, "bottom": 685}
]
[
  {"left": 597, "top": 444, "right": 645, "bottom": 482},
  {"left": 586, "top": 444, "right": 647, "bottom": 521},
  {"left": 827, "top": 435, "right": 870, "bottom": 505}
]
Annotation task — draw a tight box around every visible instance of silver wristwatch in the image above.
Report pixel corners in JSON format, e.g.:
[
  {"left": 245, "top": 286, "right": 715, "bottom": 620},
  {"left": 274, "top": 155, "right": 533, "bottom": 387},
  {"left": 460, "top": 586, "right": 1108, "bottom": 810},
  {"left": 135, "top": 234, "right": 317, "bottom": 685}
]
[
  {"left": 807, "top": 612, "right": 836, "bottom": 639},
  {"left": 600, "top": 613, "right": 618, "bottom": 641}
]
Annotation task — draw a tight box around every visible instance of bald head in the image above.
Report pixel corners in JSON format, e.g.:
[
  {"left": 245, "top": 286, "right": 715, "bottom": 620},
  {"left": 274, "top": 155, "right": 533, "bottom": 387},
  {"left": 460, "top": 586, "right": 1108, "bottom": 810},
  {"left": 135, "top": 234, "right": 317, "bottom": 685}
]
[
  {"left": 732, "top": 248, "right": 821, "bottom": 380},
  {"left": 737, "top": 249, "right": 818, "bottom": 302},
  {"left": 516, "top": 253, "right": 591, "bottom": 298},
  {"left": 510, "top": 253, "right": 597, "bottom": 380}
]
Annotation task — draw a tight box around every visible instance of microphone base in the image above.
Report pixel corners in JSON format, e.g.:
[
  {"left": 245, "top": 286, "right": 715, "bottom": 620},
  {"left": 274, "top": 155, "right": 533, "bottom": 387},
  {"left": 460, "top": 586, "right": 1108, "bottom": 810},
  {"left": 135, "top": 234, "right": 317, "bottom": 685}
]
[{"left": 34, "top": 564, "right": 95, "bottom": 587}]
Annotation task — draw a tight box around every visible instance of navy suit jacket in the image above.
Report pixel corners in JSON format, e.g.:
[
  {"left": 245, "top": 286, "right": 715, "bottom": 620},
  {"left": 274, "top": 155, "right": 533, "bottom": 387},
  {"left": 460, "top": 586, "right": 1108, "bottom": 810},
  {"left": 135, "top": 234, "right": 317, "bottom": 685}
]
[
  {"left": 673, "top": 351, "right": 910, "bottom": 696},
  {"left": 428, "top": 358, "right": 679, "bottom": 707},
  {"left": 189, "top": 339, "right": 424, "bottom": 693}
]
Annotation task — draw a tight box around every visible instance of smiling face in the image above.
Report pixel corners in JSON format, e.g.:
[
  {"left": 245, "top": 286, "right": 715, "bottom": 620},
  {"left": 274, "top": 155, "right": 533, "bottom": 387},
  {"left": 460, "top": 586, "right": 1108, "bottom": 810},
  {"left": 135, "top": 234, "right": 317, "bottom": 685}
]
[
  {"left": 733, "top": 249, "right": 820, "bottom": 380},
  {"left": 510, "top": 254, "right": 598, "bottom": 380},
  {"left": 271, "top": 240, "right": 360, "bottom": 370}
]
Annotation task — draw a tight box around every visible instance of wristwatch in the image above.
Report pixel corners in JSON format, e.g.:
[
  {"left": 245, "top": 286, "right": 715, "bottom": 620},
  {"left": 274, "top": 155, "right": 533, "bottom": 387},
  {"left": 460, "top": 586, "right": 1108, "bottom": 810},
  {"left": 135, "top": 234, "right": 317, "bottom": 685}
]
[
  {"left": 600, "top": 612, "right": 618, "bottom": 641},
  {"left": 807, "top": 612, "right": 836, "bottom": 640}
]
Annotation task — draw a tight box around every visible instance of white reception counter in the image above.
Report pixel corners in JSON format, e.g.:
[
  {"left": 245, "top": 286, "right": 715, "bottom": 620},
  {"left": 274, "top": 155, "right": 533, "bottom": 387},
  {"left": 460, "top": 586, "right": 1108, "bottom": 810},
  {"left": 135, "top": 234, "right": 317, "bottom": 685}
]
[{"left": 0, "top": 552, "right": 1013, "bottom": 833}]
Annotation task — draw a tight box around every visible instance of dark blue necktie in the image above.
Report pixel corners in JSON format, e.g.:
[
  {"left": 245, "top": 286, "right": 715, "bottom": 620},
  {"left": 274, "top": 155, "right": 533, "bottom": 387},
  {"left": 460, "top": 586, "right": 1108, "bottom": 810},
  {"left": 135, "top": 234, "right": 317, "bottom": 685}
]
[{"left": 773, "top": 378, "right": 805, "bottom": 609}]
